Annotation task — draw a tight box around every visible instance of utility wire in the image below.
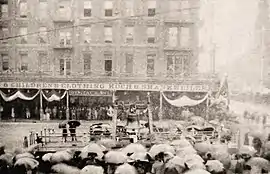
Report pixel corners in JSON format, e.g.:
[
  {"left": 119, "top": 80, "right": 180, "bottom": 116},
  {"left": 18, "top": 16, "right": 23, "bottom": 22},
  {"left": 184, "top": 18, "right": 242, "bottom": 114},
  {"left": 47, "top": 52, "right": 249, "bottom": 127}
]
[{"left": 0, "top": 7, "right": 199, "bottom": 41}]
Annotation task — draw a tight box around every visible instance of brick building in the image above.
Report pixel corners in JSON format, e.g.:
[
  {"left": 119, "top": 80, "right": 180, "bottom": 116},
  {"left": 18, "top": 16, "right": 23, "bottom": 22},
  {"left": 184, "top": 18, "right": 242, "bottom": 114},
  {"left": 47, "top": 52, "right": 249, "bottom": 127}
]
[{"left": 0, "top": 0, "right": 218, "bottom": 120}]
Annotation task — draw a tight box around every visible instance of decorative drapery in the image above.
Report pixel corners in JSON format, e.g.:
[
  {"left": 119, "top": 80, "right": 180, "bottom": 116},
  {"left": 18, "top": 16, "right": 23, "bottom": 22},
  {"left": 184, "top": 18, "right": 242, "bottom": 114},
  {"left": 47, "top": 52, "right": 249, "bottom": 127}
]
[
  {"left": 162, "top": 92, "right": 209, "bottom": 107},
  {"left": 0, "top": 89, "right": 40, "bottom": 102},
  {"left": 41, "top": 90, "right": 67, "bottom": 102}
]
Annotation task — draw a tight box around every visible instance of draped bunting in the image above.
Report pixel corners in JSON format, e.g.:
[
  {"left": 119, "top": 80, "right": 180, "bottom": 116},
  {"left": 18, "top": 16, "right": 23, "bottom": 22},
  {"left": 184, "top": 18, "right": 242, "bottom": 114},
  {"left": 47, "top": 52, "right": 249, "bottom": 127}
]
[
  {"left": 41, "top": 90, "right": 67, "bottom": 102},
  {"left": 162, "top": 92, "right": 208, "bottom": 107},
  {"left": 0, "top": 90, "right": 40, "bottom": 102}
]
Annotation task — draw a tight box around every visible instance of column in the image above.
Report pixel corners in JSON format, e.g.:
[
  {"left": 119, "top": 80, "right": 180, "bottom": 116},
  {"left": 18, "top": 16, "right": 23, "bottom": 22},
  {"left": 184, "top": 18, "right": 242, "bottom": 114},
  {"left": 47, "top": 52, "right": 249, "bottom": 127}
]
[
  {"left": 39, "top": 90, "right": 43, "bottom": 120},
  {"left": 159, "top": 91, "right": 163, "bottom": 120},
  {"left": 147, "top": 92, "right": 153, "bottom": 134},
  {"left": 66, "top": 90, "right": 70, "bottom": 120},
  {"left": 112, "top": 90, "right": 117, "bottom": 140}
]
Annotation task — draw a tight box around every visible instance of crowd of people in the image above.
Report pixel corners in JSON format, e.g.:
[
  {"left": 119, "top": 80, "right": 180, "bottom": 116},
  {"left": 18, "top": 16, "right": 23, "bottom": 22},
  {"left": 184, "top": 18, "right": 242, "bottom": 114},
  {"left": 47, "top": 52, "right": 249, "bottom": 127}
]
[{"left": 1, "top": 131, "right": 270, "bottom": 174}]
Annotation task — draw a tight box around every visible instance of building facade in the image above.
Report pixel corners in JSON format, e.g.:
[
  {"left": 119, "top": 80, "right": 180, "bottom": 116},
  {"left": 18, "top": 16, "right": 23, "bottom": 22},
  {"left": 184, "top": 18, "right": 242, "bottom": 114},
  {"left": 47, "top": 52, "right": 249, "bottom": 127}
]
[{"left": 0, "top": 0, "right": 218, "bottom": 120}]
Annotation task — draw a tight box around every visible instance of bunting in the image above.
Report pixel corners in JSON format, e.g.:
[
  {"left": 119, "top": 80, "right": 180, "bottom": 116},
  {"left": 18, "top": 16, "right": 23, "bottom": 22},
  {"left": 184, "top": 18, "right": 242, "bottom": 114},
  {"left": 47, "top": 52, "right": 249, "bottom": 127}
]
[
  {"left": 41, "top": 90, "right": 67, "bottom": 102},
  {"left": 162, "top": 92, "right": 209, "bottom": 107},
  {"left": 0, "top": 90, "right": 40, "bottom": 102}
]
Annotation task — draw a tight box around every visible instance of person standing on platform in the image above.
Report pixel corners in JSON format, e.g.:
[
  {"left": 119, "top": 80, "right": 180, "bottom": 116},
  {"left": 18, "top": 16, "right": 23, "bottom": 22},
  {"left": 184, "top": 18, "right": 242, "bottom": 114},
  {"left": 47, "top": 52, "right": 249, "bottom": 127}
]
[
  {"left": 69, "top": 122, "right": 77, "bottom": 141},
  {"left": 23, "top": 136, "right": 28, "bottom": 148},
  {"left": 62, "top": 124, "right": 68, "bottom": 143},
  {"left": 11, "top": 107, "right": 15, "bottom": 122}
]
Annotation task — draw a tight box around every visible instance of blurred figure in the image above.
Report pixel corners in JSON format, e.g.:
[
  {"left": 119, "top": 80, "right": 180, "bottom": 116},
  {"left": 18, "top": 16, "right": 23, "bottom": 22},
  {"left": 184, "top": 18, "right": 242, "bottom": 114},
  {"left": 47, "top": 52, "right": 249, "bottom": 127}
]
[
  {"left": 11, "top": 107, "right": 15, "bottom": 122},
  {"left": 0, "top": 104, "right": 3, "bottom": 120},
  {"left": 26, "top": 107, "right": 30, "bottom": 119},
  {"left": 23, "top": 136, "right": 28, "bottom": 148},
  {"left": 69, "top": 123, "right": 77, "bottom": 141},
  {"left": 62, "top": 124, "right": 68, "bottom": 143}
]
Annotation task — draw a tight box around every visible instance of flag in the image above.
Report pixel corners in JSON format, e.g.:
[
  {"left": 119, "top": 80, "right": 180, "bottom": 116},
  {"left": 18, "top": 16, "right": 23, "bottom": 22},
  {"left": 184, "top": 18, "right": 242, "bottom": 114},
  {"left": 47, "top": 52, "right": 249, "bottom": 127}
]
[{"left": 209, "top": 75, "right": 230, "bottom": 109}]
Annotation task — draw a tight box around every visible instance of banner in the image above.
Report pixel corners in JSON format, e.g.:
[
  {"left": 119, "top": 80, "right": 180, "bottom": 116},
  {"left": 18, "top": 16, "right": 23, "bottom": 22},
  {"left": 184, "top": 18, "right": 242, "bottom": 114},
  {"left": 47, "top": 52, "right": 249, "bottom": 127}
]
[
  {"left": 69, "top": 90, "right": 112, "bottom": 96},
  {"left": 0, "top": 90, "right": 40, "bottom": 102},
  {"left": 0, "top": 82, "right": 212, "bottom": 92},
  {"left": 162, "top": 92, "right": 209, "bottom": 107},
  {"left": 41, "top": 90, "right": 67, "bottom": 102}
]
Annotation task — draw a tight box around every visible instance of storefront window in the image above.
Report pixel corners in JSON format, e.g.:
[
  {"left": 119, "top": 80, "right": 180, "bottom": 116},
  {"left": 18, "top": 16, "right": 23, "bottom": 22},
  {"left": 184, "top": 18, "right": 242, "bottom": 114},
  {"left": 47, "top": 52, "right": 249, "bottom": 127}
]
[
  {"left": 125, "top": 53, "right": 133, "bottom": 74},
  {"left": 1, "top": 54, "right": 9, "bottom": 71},
  {"left": 84, "top": 0, "right": 92, "bottom": 17},
  {"left": 20, "top": 53, "right": 28, "bottom": 71},
  {"left": 83, "top": 53, "right": 91, "bottom": 75},
  {"left": 147, "top": 54, "right": 155, "bottom": 76}
]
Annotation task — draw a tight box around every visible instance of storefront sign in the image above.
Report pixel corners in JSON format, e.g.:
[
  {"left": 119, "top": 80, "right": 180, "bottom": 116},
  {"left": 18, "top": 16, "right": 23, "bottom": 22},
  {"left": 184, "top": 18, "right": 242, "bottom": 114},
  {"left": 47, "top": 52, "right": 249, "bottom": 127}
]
[
  {"left": 0, "top": 82, "right": 211, "bottom": 92},
  {"left": 69, "top": 90, "right": 112, "bottom": 96}
]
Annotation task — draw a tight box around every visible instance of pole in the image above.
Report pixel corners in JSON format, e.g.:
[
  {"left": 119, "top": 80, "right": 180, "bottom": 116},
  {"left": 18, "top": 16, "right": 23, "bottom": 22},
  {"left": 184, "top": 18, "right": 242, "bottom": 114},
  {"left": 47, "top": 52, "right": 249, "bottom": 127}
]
[
  {"left": 112, "top": 90, "right": 117, "bottom": 140},
  {"left": 159, "top": 91, "right": 163, "bottom": 120},
  {"left": 205, "top": 94, "right": 209, "bottom": 124},
  {"left": 147, "top": 92, "right": 153, "bottom": 134},
  {"left": 260, "top": 27, "right": 265, "bottom": 90},
  {"left": 66, "top": 90, "right": 69, "bottom": 120},
  {"left": 39, "top": 90, "right": 43, "bottom": 121}
]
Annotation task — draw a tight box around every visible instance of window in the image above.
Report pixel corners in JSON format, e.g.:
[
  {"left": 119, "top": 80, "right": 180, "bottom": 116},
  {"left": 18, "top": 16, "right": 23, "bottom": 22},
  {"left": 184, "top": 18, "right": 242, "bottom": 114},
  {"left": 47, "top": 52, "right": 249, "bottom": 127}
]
[
  {"left": 180, "top": 27, "right": 190, "bottom": 47},
  {"left": 104, "top": 53, "right": 112, "bottom": 76},
  {"left": 59, "top": 30, "right": 72, "bottom": 45},
  {"left": 125, "top": 54, "right": 133, "bottom": 74},
  {"left": 1, "top": 27, "right": 8, "bottom": 44},
  {"left": 39, "top": 0, "right": 48, "bottom": 19},
  {"left": 19, "top": 2, "right": 27, "bottom": 18},
  {"left": 1, "top": 54, "right": 9, "bottom": 71},
  {"left": 168, "top": 27, "right": 178, "bottom": 47},
  {"left": 167, "top": 54, "right": 188, "bottom": 76},
  {"left": 125, "top": 26, "right": 134, "bottom": 44},
  {"left": 20, "top": 53, "right": 28, "bottom": 71},
  {"left": 38, "top": 52, "right": 50, "bottom": 72},
  {"left": 58, "top": 0, "right": 71, "bottom": 18},
  {"left": 83, "top": 53, "right": 91, "bottom": 75},
  {"left": 60, "top": 59, "right": 71, "bottom": 75},
  {"left": 181, "top": 0, "right": 190, "bottom": 20},
  {"left": 19, "top": 27, "right": 27, "bottom": 44},
  {"left": 38, "top": 27, "right": 47, "bottom": 44},
  {"left": 83, "top": 27, "right": 91, "bottom": 43},
  {"left": 84, "top": 0, "right": 92, "bottom": 17},
  {"left": 104, "top": 1, "right": 113, "bottom": 17},
  {"left": 169, "top": 1, "right": 180, "bottom": 17},
  {"left": 147, "top": 54, "right": 155, "bottom": 76},
  {"left": 1, "top": 4, "right": 8, "bottom": 18},
  {"left": 147, "top": 27, "right": 155, "bottom": 43},
  {"left": 147, "top": 1, "right": 156, "bottom": 17},
  {"left": 104, "top": 26, "right": 112, "bottom": 43},
  {"left": 125, "top": 0, "right": 134, "bottom": 16}
]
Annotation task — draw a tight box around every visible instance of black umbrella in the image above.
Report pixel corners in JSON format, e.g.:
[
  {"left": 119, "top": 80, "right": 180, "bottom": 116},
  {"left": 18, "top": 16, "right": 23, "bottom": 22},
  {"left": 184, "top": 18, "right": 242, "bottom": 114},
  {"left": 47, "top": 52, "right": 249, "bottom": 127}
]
[{"left": 68, "top": 120, "right": 81, "bottom": 127}]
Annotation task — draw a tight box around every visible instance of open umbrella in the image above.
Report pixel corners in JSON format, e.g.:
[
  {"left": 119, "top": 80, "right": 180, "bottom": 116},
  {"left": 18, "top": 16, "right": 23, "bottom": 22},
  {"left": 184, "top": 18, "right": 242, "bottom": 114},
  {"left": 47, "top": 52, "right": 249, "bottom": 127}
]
[
  {"left": 59, "top": 120, "right": 68, "bottom": 128},
  {"left": 194, "top": 143, "right": 212, "bottom": 155},
  {"left": 239, "top": 145, "right": 256, "bottom": 156},
  {"left": 165, "top": 156, "right": 186, "bottom": 174},
  {"left": 0, "top": 153, "right": 13, "bottom": 166},
  {"left": 51, "top": 163, "right": 80, "bottom": 174},
  {"left": 171, "top": 139, "right": 191, "bottom": 149},
  {"left": 97, "top": 139, "right": 117, "bottom": 149},
  {"left": 81, "top": 165, "right": 104, "bottom": 174},
  {"left": 148, "top": 144, "right": 175, "bottom": 158},
  {"left": 68, "top": 120, "right": 81, "bottom": 127},
  {"left": 115, "top": 163, "right": 138, "bottom": 174},
  {"left": 176, "top": 146, "right": 197, "bottom": 157},
  {"left": 104, "top": 151, "right": 128, "bottom": 164},
  {"left": 212, "top": 151, "right": 231, "bottom": 169},
  {"left": 122, "top": 143, "right": 147, "bottom": 155},
  {"left": 14, "top": 157, "right": 39, "bottom": 170},
  {"left": 80, "top": 143, "right": 106, "bottom": 159},
  {"left": 205, "top": 160, "right": 224, "bottom": 173},
  {"left": 246, "top": 157, "right": 270, "bottom": 171},
  {"left": 184, "top": 154, "right": 204, "bottom": 164},
  {"left": 127, "top": 152, "right": 150, "bottom": 162}
]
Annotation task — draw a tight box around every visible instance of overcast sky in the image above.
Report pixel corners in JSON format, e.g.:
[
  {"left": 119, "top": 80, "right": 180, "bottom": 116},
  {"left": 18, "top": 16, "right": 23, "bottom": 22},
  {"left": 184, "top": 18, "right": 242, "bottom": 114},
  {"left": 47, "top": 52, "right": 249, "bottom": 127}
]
[{"left": 198, "top": 0, "right": 260, "bottom": 90}]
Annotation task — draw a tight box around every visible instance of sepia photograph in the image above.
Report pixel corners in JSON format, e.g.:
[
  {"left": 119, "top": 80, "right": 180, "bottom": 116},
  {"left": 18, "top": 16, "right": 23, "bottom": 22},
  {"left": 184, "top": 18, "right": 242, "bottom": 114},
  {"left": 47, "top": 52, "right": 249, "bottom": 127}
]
[{"left": 0, "top": 0, "right": 270, "bottom": 173}]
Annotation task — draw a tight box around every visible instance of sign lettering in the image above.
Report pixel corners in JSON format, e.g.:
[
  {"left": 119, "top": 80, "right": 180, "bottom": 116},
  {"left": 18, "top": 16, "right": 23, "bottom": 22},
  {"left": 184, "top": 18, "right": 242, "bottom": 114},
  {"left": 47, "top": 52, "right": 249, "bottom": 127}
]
[{"left": 0, "top": 82, "right": 212, "bottom": 92}]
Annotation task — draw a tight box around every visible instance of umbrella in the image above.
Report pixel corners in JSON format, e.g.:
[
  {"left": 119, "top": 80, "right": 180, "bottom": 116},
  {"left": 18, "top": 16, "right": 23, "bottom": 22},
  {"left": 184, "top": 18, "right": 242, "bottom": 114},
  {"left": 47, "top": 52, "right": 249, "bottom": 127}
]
[
  {"left": 50, "top": 150, "right": 73, "bottom": 164},
  {"left": 185, "top": 159, "right": 206, "bottom": 170},
  {"left": 171, "top": 139, "right": 191, "bottom": 149},
  {"left": 194, "top": 143, "right": 212, "bottom": 155},
  {"left": 26, "top": 144, "right": 41, "bottom": 154},
  {"left": 205, "top": 160, "right": 224, "bottom": 173},
  {"left": 59, "top": 120, "right": 68, "bottom": 128},
  {"left": 246, "top": 157, "right": 270, "bottom": 171},
  {"left": 115, "top": 163, "right": 138, "bottom": 174},
  {"left": 97, "top": 139, "right": 117, "bottom": 149},
  {"left": 165, "top": 156, "right": 186, "bottom": 174},
  {"left": 80, "top": 143, "right": 106, "bottom": 159},
  {"left": 42, "top": 153, "right": 53, "bottom": 162},
  {"left": 81, "top": 165, "right": 104, "bottom": 174},
  {"left": 68, "top": 120, "right": 81, "bottom": 127},
  {"left": 104, "top": 151, "right": 128, "bottom": 164},
  {"left": 14, "top": 152, "right": 35, "bottom": 162},
  {"left": 122, "top": 143, "right": 147, "bottom": 155},
  {"left": 184, "top": 154, "right": 204, "bottom": 164},
  {"left": 148, "top": 144, "right": 175, "bottom": 158},
  {"left": 51, "top": 163, "right": 80, "bottom": 174},
  {"left": 239, "top": 145, "right": 256, "bottom": 156},
  {"left": 212, "top": 151, "right": 231, "bottom": 169},
  {"left": 184, "top": 169, "right": 210, "bottom": 174},
  {"left": 127, "top": 152, "right": 150, "bottom": 162},
  {"left": 176, "top": 146, "right": 197, "bottom": 157},
  {"left": 14, "top": 157, "right": 39, "bottom": 170},
  {"left": 0, "top": 153, "right": 13, "bottom": 166}
]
